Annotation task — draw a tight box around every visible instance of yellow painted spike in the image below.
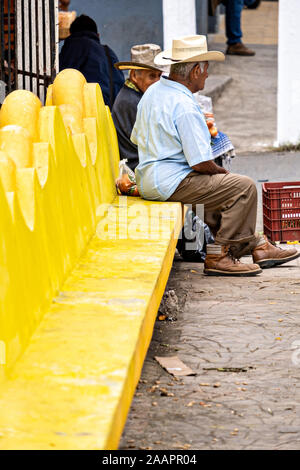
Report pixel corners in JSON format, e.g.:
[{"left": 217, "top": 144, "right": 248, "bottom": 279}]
[
  {"left": 0, "top": 68, "right": 182, "bottom": 450},
  {"left": 16, "top": 168, "right": 37, "bottom": 230},
  {"left": 0, "top": 89, "right": 42, "bottom": 142},
  {"left": 0, "top": 152, "right": 16, "bottom": 192},
  {"left": 59, "top": 104, "right": 84, "bottom": 135},
  {"left": 83, "top": 117, "right": 98, "bottom": 165},
  {"left": 52, "top": 69, "right": 86, "bottom": 116},
  {"left": 45, "top": 84, "right": 53, "bottom": 106},
  {"left": 33, "top": 142, "right": 52, "bottom": 187},
  {"left": 83, "top": 82, "right": 105, "bottom": 120},
  {"left": 0, "top": 125, "right": 33, "bottom": 168},
  {"left": 106, "top": 106, "right": 120, "bottom": 181}
]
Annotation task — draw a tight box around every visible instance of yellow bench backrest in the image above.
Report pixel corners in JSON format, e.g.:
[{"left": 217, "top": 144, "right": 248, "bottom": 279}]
[{"left": 0, "top": 69, "right": 120, "bottom": 378}]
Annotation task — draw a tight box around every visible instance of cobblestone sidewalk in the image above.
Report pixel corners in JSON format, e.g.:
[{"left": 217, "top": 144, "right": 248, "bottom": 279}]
[{"left": 120, "top": 254, "right": 300, "bottom": 450}]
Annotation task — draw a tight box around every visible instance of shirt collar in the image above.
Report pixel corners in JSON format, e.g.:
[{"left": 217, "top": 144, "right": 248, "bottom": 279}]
[
  {"left": 160, "top": 76, "right": 194, "bottom": 99},
  {"left": 125, "top": 79, "right": 142, "bottom": 94}
]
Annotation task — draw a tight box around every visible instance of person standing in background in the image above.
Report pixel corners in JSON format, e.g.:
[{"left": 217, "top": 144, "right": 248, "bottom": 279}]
[
  {"left": 210, "top": 0, "right": 256, "bottom": 56},
  {"left": 59, "top": 15, "right": 124, "bottom": 108}
]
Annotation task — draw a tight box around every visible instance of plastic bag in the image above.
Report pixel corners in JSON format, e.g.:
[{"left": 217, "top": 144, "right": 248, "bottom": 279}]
[
  {"left": 177, "top": 209, "right": 215, "bottom": 262},
  {"left": 193, "top": 93, "right": 218, "bottom": 137},
  {"left": 193, "top": 93, "right": 213, "bottom": 114},
  {"left": 116, "top": 159, "right": 140, "bottom": 196}
]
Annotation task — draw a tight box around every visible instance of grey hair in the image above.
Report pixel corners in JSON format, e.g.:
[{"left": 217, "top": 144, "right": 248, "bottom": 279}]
[{"left": 170, "top": 61, "right": 203, "bottom": 79}]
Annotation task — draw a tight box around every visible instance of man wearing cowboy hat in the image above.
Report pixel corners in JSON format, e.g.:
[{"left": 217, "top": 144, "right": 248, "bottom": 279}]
[
  {"left": 131, "top": 35, "right": 299, "bottom": 276},
  {"left": 113, "top": 43, "right": 234, "bottom": 172},
  {"left": 113, "top": 43, "right": 217, "bottom": 263},
  {"left": 112, "top": 44, "right": 164, "bottom": 171}
]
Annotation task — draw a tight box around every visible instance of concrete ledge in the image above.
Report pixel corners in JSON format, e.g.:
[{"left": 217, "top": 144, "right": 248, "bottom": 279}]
[{"left": 199, "top": 74, "right": 233, "bottom": 103}]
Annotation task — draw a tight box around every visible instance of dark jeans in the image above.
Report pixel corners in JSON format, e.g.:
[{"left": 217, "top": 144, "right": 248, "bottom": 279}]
[{"left": 221, "top": 0, "right": 244, "bottom": 45}]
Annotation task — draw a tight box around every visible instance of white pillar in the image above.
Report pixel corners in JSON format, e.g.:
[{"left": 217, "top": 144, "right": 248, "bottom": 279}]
[
  {"left": 277, "top": 0, "right": 300, "bottom": 145},
  {"left": 162, "top": 0, "right": 196, "bottom": 50}
]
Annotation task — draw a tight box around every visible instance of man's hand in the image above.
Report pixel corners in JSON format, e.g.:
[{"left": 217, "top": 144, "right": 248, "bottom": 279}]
[{"left": 192, "top": 160, "right": 229, "bottom": 175}]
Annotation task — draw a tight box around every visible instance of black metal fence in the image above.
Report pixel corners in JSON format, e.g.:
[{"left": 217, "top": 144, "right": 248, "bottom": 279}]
[
  {"left": 0, "top": 0, "right": 16, "bottom": 100},
  {"left": 0, "top": 0, "right": 58, "bottom": 104}
]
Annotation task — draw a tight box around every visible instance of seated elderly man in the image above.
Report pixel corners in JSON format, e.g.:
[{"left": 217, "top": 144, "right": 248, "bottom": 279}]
[
  {"left": 112, "top": 44, "right": 214, "bottom": 261},
  {"left": 131, "top": 35, "right": 299, "bottom": 276},
  {"left": 112, "top": 44, "right": 234, "bottom": 171},
  {"left": 112, "top": 44, "right": 164, "bottom": 170}
]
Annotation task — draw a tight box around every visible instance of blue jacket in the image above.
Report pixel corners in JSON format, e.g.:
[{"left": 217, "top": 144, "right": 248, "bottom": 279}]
[{"left": 59, "top": 30, "right": 124, "bottom": 108}]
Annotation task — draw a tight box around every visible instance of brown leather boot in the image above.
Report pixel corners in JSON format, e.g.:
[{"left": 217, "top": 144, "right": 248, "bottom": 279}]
[
  {"left": 226, "top": 42, "right": 256, "bottom": 56},
  {"left": 252, "top": 236, "right": 300, "bottom": 268},
  {"left": 204, "top": 245, "right": 262, "bottom": 277},
  {"left": 229, "top": 238, "right": 259, "bottom": 259}
]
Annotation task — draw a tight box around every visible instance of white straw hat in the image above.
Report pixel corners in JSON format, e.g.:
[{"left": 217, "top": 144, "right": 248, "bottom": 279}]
[
  {"left": 114, "top": 44, "right": 165, "bottom": 72},
  {"left": 154, "top": 35, "right": 225, "bottom": 66}
]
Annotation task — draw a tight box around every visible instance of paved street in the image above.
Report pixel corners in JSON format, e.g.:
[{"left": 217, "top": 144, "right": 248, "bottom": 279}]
[
  {"left": 120, "top": 2, "right": 300, "bottom": 450},
  {"left": 212, "top": 0, "right": 278, "bottom": 154},
  {"left": 212, "top": 44, "right": 278, "bottom": 154},
  {"left": 120, "top": 255, "right": 300, "bottom": 450}
]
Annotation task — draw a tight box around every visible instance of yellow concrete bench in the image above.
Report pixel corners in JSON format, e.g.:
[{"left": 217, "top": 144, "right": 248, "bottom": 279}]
[{"left": 0, "top": 69, "right": 182, "bottom": 449}]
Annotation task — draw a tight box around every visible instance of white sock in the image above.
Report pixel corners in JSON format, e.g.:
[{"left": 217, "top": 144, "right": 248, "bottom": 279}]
[
  {"left": 207, "top": 244, "right": 223, "bottom": 255},
  {"left": 256, "top": 236, "right": 266, "bottom": 247}
]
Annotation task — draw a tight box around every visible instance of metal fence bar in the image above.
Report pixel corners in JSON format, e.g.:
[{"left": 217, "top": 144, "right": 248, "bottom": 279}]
[
  {"left": 21, "top": 0, "right": 25, "bottom": 89},
  {"left": 28, "top": 0, "right": 33, "bottom": 91},
  {"left": 30, "top": 0, "right": 37, "bottom": 95},
  {"left": 35, "top": 0, "right": 40, "bottom": 98},
  {"left": 0, "top": 1, "right": 5, "bottom": 84},
  {"left": 0, "top": 0, "right": 58, "bottom": 103},
  {"left": 14, "top": 0, "right": 17, "bottom": 89},
  {"left": 49, "top": 0, "right": 55, "bottom": 85},
  {"left": 41, "top": 0, "right": 47, "bottom": 92},
  {"left": 37, "top": 0, "right": 45, "bottom": 102},
  {"left": 7, "top": 0, "right": 12, "bottom": 93}
]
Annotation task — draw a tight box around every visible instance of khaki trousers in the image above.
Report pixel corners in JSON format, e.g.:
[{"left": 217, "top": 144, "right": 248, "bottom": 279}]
[{"left": 167, "top": 171, "right": 258, "bottom": 247}]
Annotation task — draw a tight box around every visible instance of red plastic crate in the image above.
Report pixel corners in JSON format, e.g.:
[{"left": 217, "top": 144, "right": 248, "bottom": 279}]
[{"left": 263, "top": 181, "right": 300, "bottom": 242}]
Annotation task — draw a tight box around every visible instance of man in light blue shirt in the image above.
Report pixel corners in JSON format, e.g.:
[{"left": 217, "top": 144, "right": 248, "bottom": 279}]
[
  {"left": 131, "top": 74, "right": 215, "bottom": 201},
  {"left": 131, "top": 35, "right": 300, "bottom": 276}
]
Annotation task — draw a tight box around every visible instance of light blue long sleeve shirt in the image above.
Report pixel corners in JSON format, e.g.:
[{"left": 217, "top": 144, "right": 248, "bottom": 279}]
[{"left": 131, "top": 76, "right": 214, "bottom": 201}]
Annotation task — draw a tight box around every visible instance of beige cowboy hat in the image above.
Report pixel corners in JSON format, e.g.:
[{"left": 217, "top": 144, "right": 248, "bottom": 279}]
[
  {"left": 114, "top": 43, "right": 165, "bottom": 72},
  {"left": 154, "top": 35, "right": 225, "bottom": 66}
]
